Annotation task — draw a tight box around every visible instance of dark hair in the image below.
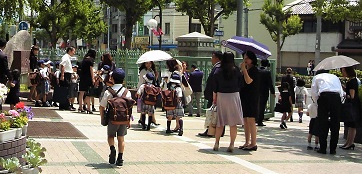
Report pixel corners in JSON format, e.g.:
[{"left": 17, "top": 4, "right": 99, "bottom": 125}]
[
  {"left": 191, "top": 64, "right": 197, "bottom": 69},
  {"left": 296, "top": 79, "right": 305, "bottom": 87},
  {"left": 139, "top": 61, "right": 157, "bottom": 75},
  {"left": 30, "top": 45, "right": 39, "bottom": 58},
  {"left": 212, "top": 51, "right": 223, "bottom": 60},
  {"left": 286, "top": 68, "right": 292, "bottom": 74},
  {"left": 261, "top": 59, "right": 270, "bottom": 67},
  {"left": 244, "top": 51, "right": 257, "bottom": 66},
  {"left": 11, "top": 69, "right": 20, "bottom": 81},
  {"left": 281, "top": 82, "right": 289, "bottom": 90},
  {"left": 100, "top": 53, "right": 113, "bottom": 69},
  {"left": 343, "top": 66, "right": 356, "bottom": 78},
  {"left": 166, "top": 59, "right": 179, "bottom": 72},
  {"left": 0, "top": 39, "right": 6, "bottom": 48},
  {"left": 85, "top": 49, "right": 96, "bottom": 59},
  {"left": 221, "top": 51, "right": 237, "bottom": 80},
  {"left": 113, "top": 77, "right": 124, "bottom": 84},
  {"left": 66, "top": 47, "right": 75, "bottom": 54},
  {"left": 315, "top": 69, "right": 329, "bottom": 75}
]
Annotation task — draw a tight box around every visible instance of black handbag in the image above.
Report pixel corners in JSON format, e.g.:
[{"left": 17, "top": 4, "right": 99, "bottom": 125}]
[{"left": 340, "top": 102, "right": 355, "bottom": 122}]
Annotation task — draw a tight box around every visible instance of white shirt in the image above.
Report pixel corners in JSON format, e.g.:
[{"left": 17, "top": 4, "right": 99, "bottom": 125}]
[
  {"left": 137, "top": 69, "right": 154, "bottom": 89},
  {"left": 60, "top": 53, "right": 73, "bottom": 73},
  {"left": 39, "top": 67, "right": 48, "bottom": 80},
  {"left": 294, "top": 86, "right": 308, "bottom": 96},
  {"left": 100, "top": 84, "right": 132, "bottom": 107},
  {"left": 311, "top": 73, "right": 344, "bottom": 101},
  {"left": 54, "top": 69, "right": 60, "bottom": 78},
  {"left": 137, "top": 83, "right": 154, "bottom": 95}
]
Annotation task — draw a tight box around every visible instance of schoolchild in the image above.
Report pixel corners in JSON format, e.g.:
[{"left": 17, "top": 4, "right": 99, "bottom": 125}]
[
  {"left": 279, "top": 82, "right": 293, "bottom": 129},
  {"left": 294, "top": 79, "right": 308, "bottom": 123},
  {"left": 5, "top": 69, "right": 21, "bottom": 109},
  {"left": 165, "top": 73, "right": 184, "bottom": 136}
]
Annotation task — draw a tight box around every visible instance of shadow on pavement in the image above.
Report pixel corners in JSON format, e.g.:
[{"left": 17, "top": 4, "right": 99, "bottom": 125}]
[{"left": 85, "top": 163, "right": 114, "bottom": 169}]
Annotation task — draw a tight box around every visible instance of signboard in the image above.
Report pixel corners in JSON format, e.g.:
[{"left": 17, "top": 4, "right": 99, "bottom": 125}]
[
  {"left": 19, "top": 21, "right": 29, "bottom": 31},
  {"left": 138, "top": 17, "right": 144, "bottom": 36},
  {"left": 134, "top": 36, "right": 149, "bottom": 44},
  {"left": 214, "top": 30, "right": 224, "bottom": 36}
]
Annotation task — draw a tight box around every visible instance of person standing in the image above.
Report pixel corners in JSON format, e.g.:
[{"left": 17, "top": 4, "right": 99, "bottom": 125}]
[
  {"left": 212, "top": 51, "right": 243, "bottom": 152},
  {"left": 198, "top": 51, "right": 222, "bottom": 137},
  {"left": 59, "top": 46, "right": 76, "bottom": 111},
  {"left": 28, "top": 45, "right": 40, "bottom": 102},
  {"left": 257, "top": 59, "right": 275, "bottom": 126},
  {"left": 78, "top": 49, "right": 96, "bottom": 113},
  {"left": 0, "top": 39, "right": 10, "bottom": 85},
  {"left": 294, "top": 79, "right": 308, "bottom": 123},
  {"left": 5, "top": 69, "right": 20, "bottom": 110},
  {"left": 239, "top": 51, "right": 260, "bottom": 151},
  {"left": 99, "top": 68, "right": 131, "bottom": 166},
  {"left": 188, "top": 64, "right": 204, "bottom": 117},
  {"left": 311, "top": 69, "right": 344, "bottom": 154},
  {"left": 281, "top": 68, "right": 295, "bottom": 122}
]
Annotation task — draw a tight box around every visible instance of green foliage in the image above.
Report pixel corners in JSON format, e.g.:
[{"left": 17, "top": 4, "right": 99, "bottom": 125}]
[
  {"left": 0, "top": 118, "right": 10, "bottom": 131},
  {"left": 0, "top": 157, "right": 20, "bottom": 173},
  {"left": 23, "top": 139, "right": 47, "bottom": 170},
  {"left": 323, "top": 0, "right": 362, "bottom": 23},
  {"left": 0, "top": 0, "right": 25, "bottom": 23},
  {"left": 11, "top": 116, "right": 28, "bottom": 128}
]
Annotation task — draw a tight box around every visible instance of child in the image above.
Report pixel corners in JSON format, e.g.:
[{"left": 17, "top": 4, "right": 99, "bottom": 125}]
[
  {"left": 307, "top": 98, "right": 319, "bottom": 150},
  {"left": 164, "top": 73, "right": 184, "bottom": 136},
  {"left": 5, "top": 69, "right": 20, "bottom": 109},
  {"left": 294, "top": 79, "right": 308, "bottom": 123},
  {"left": 35, "top": 60, "right": 51, "bottom": 107},
  {"left": 69, "top": 65, "right": 79, "bottom": 110},
  {"left": 279, "top": 82, "right": 293, "bottom": 129},
  {"left": 136, "top": 72, "right": 159, "bottom": 130}
]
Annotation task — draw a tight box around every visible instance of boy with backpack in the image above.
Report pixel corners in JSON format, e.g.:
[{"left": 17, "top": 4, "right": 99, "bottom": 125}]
[
  {"left": 35, "top": 60, "right": 51, "bottom": 107},
  {"left": 99, "top": 68, "right": 134, "bottom": 166},
  {"left": 161, "top": 73, "right": 184, "bottom": 136},
  {"left": 136, "top": 72, "right": 161, "bottom": 130}
]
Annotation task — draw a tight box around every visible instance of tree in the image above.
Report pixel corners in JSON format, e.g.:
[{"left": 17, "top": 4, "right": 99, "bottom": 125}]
[
  {"left": 101, "top": 0, "right": 157, "bottom": 49},
  {"left": 175, "top": 0, "right": 239, "bottom": 37},
  {"left": 0, "top": 0, "right": 26, "bottom": 38},
  {"left": 28, "top": 0, "right": 105, "bottom": 48},
  {"left": 260, "top": 0, "right": 303, "bottom": 72}
]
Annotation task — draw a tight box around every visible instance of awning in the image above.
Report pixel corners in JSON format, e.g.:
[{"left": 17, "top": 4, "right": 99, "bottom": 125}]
[
  {"left": 148, "top": 44, "right": 177, "bottom": 50},
  {"left": 335, "top": 39, "right": 362, "bottom": 53}
]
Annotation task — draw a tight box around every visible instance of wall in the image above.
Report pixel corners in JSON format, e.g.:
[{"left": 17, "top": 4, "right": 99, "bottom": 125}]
[{"left": 282, "top": 33, "right": 342, "bottom": 52}]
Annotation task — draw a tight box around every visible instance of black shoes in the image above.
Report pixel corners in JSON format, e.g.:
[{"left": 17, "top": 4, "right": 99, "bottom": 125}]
[
  {"left": 307, "top": 146, "right": 313, "bottom": 150},
  {"left": 299, "top": 117, "right": 302, "bottom": 123},
  {"left": 178, "top": 130, "right": 183, "bottom": 136},
  {"left": 116, "top": 156, "right": 123, "bottom": 166},
  {"left": 242, "top": 145, "right": 258, "bottom": 151},
  {"left": 340, "top": 144, "right": 355, "bottom": 150},
  {"left": 166, "top": 130, "right": 172, "bottom": 134},
  {"left": 35, "top": 101, "right": 41, "bottom": 107},
  {"left": 196, "top": 114, "right": 200, "bottom": 117},
  {"left": 317, "top": 149, "right": 326, "bottom": 154},
  {"left": 257, "top": 123, "right": 266, "bottom": 127},
  {"left": 109, "top": 147, "right": 116, "bottom": 164}
]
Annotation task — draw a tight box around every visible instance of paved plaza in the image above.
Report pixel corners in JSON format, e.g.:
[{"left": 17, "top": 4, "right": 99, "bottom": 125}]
[{"left": 22, "top": 101, "right": 362, "bottom": 174}]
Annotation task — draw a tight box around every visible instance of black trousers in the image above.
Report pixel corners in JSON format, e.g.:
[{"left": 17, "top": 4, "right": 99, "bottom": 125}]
[
  {"left": 257, "top": 94, "right": 269, "bottom": 124},
  {"left": 316, "top": 92, "right": 341, "bottom": 152},
  {"left": 59, "top": 72, "right": 72, "bottom": 109}
]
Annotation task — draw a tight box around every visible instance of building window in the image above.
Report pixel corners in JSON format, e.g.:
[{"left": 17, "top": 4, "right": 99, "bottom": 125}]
[
  {"left": 165, "top": 23, "right": 170, "bottom": 35},
  {"left": 144, "top": 26, "right": 149, "bottom": 35},
  {"left": 190, "top": 23, "right": 201, "bottom": 33},
  {"left": 112, "top": 24, "right": 118, "bottom": 33}
]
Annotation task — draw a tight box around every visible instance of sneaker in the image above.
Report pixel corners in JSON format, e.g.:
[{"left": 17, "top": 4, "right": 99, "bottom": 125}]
[
  {"left": 299, "top": 117, "right": 302, "bottom": 123},
  {"left": 280, "top": 124, "right": 286, "bottom": 129},
  {"left": 116, "top": 157, "right": 124, "bottom": 166},
  {"left": 307, "top": 146, "right": 313, "bottom": 150},
  {"left": 52, "top": 102, "right": 59, "bottom": 107},
  {"left": 178, "top": 130, "right": 183, "bottom": 136},
  {"left": 109, "top": 147, "right": 116, "bottom": 164},
  {"left": 282, "top": 122, "right": 288, "bottom": 128},
  {"left": 35, "top": 101, "right": 41, "bottom": 107},
  {"left": 196, "top": 114, "right": 200, "bottom": 117},
  {"left": 314, "top": 147, "right": 320, "bottom": 151},
  {"left": 92, "top": 107, "right": 96, "bottom": 112},
  {"left": 42, "top": 101, "right": 51, "bottom": 107}
]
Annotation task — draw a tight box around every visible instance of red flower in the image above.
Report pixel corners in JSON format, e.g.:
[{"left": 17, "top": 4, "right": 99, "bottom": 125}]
[{"left": 15, "top": 102, "right": 25, "bottom": 109}]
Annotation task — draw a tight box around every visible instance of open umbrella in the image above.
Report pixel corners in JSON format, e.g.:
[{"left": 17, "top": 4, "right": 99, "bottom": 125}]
[
  {"left": 136, "top": 50, "right": 173, "bottom": 64},
  {"left": 313, "top": 55, "right": 360, "bottom": 71},
  {"left": 222, "top": 36, "right": 272, "bottom": 59}
]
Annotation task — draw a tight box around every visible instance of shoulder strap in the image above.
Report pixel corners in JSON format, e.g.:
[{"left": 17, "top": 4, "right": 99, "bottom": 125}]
[
  {"left": 121, "top": 88, "right": 129, "bottom": 98},
  {"left": 107, "top": 87, "right": 123, "bottom": 97}
]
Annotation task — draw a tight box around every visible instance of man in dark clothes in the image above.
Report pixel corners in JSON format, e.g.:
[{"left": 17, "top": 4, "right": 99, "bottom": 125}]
[
  {"left": 0, "top": 39, "right": 11, "bottom": 85},
  {"left": 199, "top": 51, "right": 223, "bottom": 137},
  {"left": 257, "top": 59, "right": 275, "bottom": 126},
  {"left": 281, "top": 68, "right": 295, "bottom": 122},
  {"left": 188, "top": 64, "right": 204, "bottom": 117}
]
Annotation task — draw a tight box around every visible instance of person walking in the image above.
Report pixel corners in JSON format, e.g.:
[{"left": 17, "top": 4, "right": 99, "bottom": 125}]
[
  {"left": 257, "top": 59, "right": 275, "bottom": 126},
  {"left": 5, "top": 69, "right": 20, "bottom": 110},
  {"left": 99, "top": 68, "right": 131, "bottom": 166},
  {"left": 294, "top": 79, "right": 308, "bottom": 123},
  {"left": 188, "top": 64, "right": 204, "bottom": 117},
  {"left": 0, "top": 39, "right": 10, "bottom": 85},
  {"left": 311, "top": 69, "right": 344, "bottom": 154},
  {"left": 279, "top": 82, "right": 293, "bottom": 129},
  {"left": 281, "top": 68, "right": 296, "bottom": 122},
  {"left": 212, "top": 51, "right": 243, "bottom": 153},
  {"left": 78, "top": 49, "right": 96, "bottom": 114},
  {"left": 340, "top": 66, "right": 361, "bottom": 150},
  {"left": 59, "top": 46, "right": 76, "bottom": 111},
  {"left": 199, "top": 51, "right": 223, "bottom": 137},
  {"left": 239, "top": 51, "right": 260, "bottom": 151}
]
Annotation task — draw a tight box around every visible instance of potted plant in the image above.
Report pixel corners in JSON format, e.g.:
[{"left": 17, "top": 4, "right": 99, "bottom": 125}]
[
  {"left": 0, "top": 157, "right": 20, "bottom": 174},
  {"left": 22, "top": 139, "right": 47, "bottom": 174},
  {"left": 15, "top": 102, "right": 33, "bottom": 136},
  {"left": 0, "top": 114, "right": 16, "bottom": 143},
  {"left": 8, "top": 110, "right": 22, "bottom": 139}
]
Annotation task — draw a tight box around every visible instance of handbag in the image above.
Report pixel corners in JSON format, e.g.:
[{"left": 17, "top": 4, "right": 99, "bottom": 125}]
[
  {"left": 207, "top": 105, "right": 218, "bottom": 136},
  {"left": 181, "top": 75, "right": 193, "bottom": 97},
  {"left": 137, "top": 98, "right": 142, "bottom": 113}
]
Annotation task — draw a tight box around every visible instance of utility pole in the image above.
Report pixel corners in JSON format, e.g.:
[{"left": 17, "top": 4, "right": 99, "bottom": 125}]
[
  {"left": 236, "top": 0, "right": 243, "bottom": 57},
  {"left": 315, "top": 15, "right": 322, "bottom": 64},
  {"left": 244, "top": 7, "right": 249, "bottom": 38}
]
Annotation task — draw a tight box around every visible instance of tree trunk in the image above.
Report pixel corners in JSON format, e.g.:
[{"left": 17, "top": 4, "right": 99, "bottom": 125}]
[
  {"left": 276, "top": 23, "right": 282, "bottom": 73},
  {"left": 124, "top": 13, "right": 133, "bottom": 50}
]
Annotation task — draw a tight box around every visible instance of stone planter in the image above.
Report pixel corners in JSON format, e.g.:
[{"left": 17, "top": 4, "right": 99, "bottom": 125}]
[
  {"left": 0, "top": 129, "right": 16, "bottom": 143},
  {"left": 21, "top": 166, "right": 39, "bottom": 174},
  {"left": 14, "top": 128, "right": 22, "bottom": 139},
  {"left": 22, "top": 124, "right": 28, "bottom": 136}
]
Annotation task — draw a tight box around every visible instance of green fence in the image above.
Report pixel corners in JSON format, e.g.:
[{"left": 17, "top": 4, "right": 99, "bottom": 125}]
[{"left": 39, "top": 49, "right": 276, "bottom": 118}]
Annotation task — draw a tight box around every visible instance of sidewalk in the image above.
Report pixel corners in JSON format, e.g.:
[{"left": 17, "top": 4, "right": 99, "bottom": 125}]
[{"left": 22, "top": 102, "right": 362, "bottom": 174}]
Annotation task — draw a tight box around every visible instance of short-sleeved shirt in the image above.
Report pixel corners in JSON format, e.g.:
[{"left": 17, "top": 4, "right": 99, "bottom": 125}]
[
  {"left": 100, "top": 84, "right": 132, "bottom": 108},
  {"left": 294, "top": 86, "right": 309, "bottom": 96},
  {"left": 39, "top": 67, "right": 48, "bottom": 80},
  {"left": 240, "top": 66, "right": 260, "bottom": 101},
  {"left": 60, "top": 54, "right": 73, "bottom": 73}
]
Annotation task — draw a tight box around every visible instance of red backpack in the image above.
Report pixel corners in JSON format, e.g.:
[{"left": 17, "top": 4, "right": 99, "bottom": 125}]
[
  {"left": 161, "top": 89, "right": 178, "bottom": 110},
  {"left": 106, "top": 87, "right": 135, "bottom": 125},
  {"left": 142, "top": 84, "right": 161, "bottom": 106}
]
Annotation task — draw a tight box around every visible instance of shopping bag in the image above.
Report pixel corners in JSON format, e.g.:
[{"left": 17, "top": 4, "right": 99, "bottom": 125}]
[{"left": 207, "top": 105, "right": 217, "bottom": 136}]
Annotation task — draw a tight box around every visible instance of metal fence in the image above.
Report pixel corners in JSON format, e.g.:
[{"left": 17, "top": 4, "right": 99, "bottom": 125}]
[{"left": 39, "top": 49, "right": 276, "bottom": 118}]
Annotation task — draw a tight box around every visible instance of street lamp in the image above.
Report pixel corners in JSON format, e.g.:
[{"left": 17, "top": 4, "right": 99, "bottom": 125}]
[{"left": 147, "top": 0, "right": 163, "bottom": 50}]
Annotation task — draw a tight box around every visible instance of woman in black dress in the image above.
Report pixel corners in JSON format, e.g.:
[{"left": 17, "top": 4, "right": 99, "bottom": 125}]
[
  {"left": 340, "top": 66, "right": 360, "bottom": 150},
  {"left": 78, "top": 49, "right": 95, "bottom": 113},
  {"left": 5, "top": 69, "right": 20, "bottom": 109},
  {"left": 27, "top": 45, "right": 39, "bottom": 101},
  {"left": 239, "top": 51, "right": 260, "bottom": 151}
]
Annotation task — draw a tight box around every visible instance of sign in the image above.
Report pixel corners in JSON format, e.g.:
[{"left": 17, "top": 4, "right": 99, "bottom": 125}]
[
  {"left": 138, "top": 17, "right": 144, "bottom": 36},
  {"left": 19, "top": 21, "right": 29, "bottom": 31},
  {"left": 214, "top": 30, "right": 224, "bottom": 36},
  {"left": 134, "top": 36, "right": 149, "bottom": 44}
]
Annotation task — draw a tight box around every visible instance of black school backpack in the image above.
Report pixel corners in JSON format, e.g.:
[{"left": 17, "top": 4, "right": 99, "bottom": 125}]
[
  {"left": 105, "top": 87, "right": 135, "bottom": 125},
  {"left": 142, "top": 84, "right": 161, "bottom": 106}
]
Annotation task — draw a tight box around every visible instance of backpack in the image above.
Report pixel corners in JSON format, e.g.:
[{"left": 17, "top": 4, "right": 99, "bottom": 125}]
[
  {"left": 161, "top": 89, "right": 178, "bottom": 110},
  {"left": 49, "top": 72, "right": 58, "bottom": 88},
  {"left": 105, "top": 87, "right": 135, "bottom": 125},
  {"left": 142, "top": 84, "right": 161, "bottom": 106}
]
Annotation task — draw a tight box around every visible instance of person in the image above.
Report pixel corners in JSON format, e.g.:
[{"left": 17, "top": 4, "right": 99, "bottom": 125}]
[
  {"left": 97, "top": 53, "right": 115, "bottom": 100},
  {"left": 5, "top": 69, "right": 20, "bottom": 110},
  {"left": 311, "top": 69, "right": 344, "bottom": 154},
  {"left": 28, "top": 45, "right": 39, "bottom": 102},
  {"left": 340, "top": 66, "right": 361, "bottom": 150},
  {"left": 310, "top": 60, "right": 315, "bottom": 76},
  {"left": 212, "top": 51, "right": 243, "bottom": 153},
  {"left": 199, "top": 51, "right": 223, "bottom": 137},
  {"left": 59, "top": 46, "right": 76, "bottom": 111},
  {"left": 257, "top": 59, "right": 275, "bottom": 126},
  {"left": 78, "top": 49, "right": 96, "bottom": 114},
  {"left": 35, "top": 60, "right": 51, "bottom": 107},
  {"left": 239, "top": 51, "right": 259, "bottom": 151},
  {"left": 307, "top": 60, "right": 312, "bottom": 76},
  {"left": 306, "top": 97, "right": 319, "bottom": 151},
  {"left": 188, "top": 64, "right": 204, "bottom": 117},
  {"left": 52, "top": 62, "right": 61, "bottom": 107},
  {"left": 294, "top": 79, "right": 308, "bottom": 123},
  {"left": 165, "top": 73, "right": 185, "bottom": 136},
  {"left": 69, "top": 65, "right": 79, "bottom": 110},
  {"left": 0, "top": 38, "right": 10, "bottom": 85},
  {"left": 279, "top": 82, "right": 292, "bottom": 129},
  {"left": 181, "top": 61, "right": 189, "bottom": 80},
  {"left": 136, "top": 72, "right": 157, "bottom": 131},
  {"left": 281, "top": 68, "right": 296, "bottom": 122},
  {"left": 99, "top": 68, "right": 131, "bottom": 166}
]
